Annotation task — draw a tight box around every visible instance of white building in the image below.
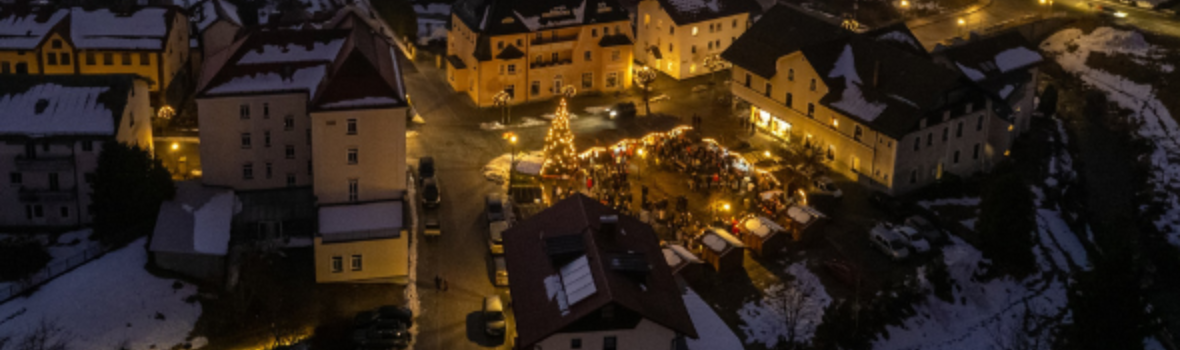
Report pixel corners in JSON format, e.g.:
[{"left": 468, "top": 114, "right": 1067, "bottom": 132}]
[
  {"left": 634, "top": 0, "right": 759, "bottom": 80},
  {"left": 0, "top": 74, "right": 153, "bottom": 228}
]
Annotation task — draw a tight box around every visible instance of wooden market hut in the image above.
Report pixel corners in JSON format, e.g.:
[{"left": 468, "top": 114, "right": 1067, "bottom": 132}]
[
  {"left": 785, "top": 205, "right": 826, "bottom": 240},
  {"left": 739, "top": 215, "right": 788, "bottom": 257},
  {"left": 696, "top": 227, "right": 745, "bottom": 272}
]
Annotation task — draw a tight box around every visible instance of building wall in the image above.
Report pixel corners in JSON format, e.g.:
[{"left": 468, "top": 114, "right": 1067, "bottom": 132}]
[
  {"left": 0, "top": 50, "right": 42, "bottom": 74},
  {"left": 533, "top": 318, "right": 678, "bottom": 350},
  {"left": 200, "top": 20, "right": 240, "bottom": 61},
  {"left": 40, "top": 32, "right": 75, "bottom": 75},
  {"left": 314, "top": 235, "right": 409, "bottom": 283},
  {"left": 75, "top": 14, "right": 189, "bottom": 93},
  {"left": 310, "top": 107, "right": 408, "bottom": 205},
  {"left": 732, "top": 52, "right": 1009, "bottom": 194},
  {"left": 447, "top": 16, "right": 634, "bottom": 107},
  {"left": 197, "top": 93, "right": 314, "bottom": 191},
  {"left": 634, "top": 0, "right": 747, "bottom": 80},
  {"left": 0, "top": 79, "right": 152, "bottom": 227},
  {"left": 154, "top": 251, "right": 225, "bottom": 283}
]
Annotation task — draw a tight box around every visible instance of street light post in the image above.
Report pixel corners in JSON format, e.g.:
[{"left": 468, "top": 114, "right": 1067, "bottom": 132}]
[
  {"left": 504, "top": 132, "right": 518, "bottom": 187},
  {"left": 637, "top": 148, "right": 646, "bottom": 181}
]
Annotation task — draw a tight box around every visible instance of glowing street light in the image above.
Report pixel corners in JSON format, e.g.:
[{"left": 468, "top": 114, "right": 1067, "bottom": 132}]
[
  {"left": 504, "top": 132, "right": 518, "bottom": 186},
  {"left": 171, "top": 142, "right": 179, "bottom": 151}
]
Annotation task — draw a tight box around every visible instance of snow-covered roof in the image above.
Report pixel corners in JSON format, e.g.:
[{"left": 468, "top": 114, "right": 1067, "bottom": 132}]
[
  {"left": 237, "top": 39, "right": 345, "bottom": 64},
  {"left": 452, "top": 0, "right": 630, "bottom": 36},
  {"left": 787, "top": 205, "right": 824, "bottom": 226},
  {"left": 742, "top": 216, "right": 784, "bottom": 239},
  {"left": 204, "top": 65, "right": 328, "bottom": 96},
  {"left": 993, "top": 46, "right": 1042, "bottom": 73},
  {"left": 193, "top": 0, "right": 242, "bottom": 32},
  {"left": 70, "top": 7, "right": 173, "bottom": 50},
  {"left": 0, "top": 9, "right": 68, "bottom": 50},
  {"left": 657, "top": 0, "right": 759, "bottom": 25},
  {"left": 663, "top": 248, "right": 683, "bottom": 267},
  {"left": 150, "top": 182, "right": 239, "bottom": 256},
  {"left": 318, "top": 200, "right": 404, "bottom": 235},
  {"left": 701, "top": 228, "right": 743, "bottom": 253},
  {"left": 0, "top": 75, "right": 138, "bottom": 137},
  {"left": 939, "top": 31, "right": 1042, "bottom": 83},
  {"left": 827, "top": 44, "right": 887, "bottom": 122}
]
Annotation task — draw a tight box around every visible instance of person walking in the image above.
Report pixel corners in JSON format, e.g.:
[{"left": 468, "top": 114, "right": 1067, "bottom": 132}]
[{"left": 434, "top": 275, "right": 441, "bottom": 290}]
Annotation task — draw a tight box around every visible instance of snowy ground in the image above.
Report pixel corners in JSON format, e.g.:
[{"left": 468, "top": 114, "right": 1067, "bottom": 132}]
[
  {"left": 0, "top": 229, "right": 95, "bottom": 293},
  {"left": 1041, "top": 27, "right": 1180, "bottom": 248},
  {"left": 479, "top": 117, "right": 549, "bottom": 130},
  {"left": 683, "top": 288, "right": 744, "bottom": 350},
  {"left": 0, "top": 237, "right": 201, "bottom": 350},
  {"left": 736, "top": 262, "right": 832, "bottom": 348},
  {"left": 482, "top": 151, "right": 545, "bottom": 185}
]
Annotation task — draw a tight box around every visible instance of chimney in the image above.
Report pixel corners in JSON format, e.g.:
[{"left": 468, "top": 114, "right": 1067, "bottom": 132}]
[
  {"left": 872, "top": 60, "right": 880, "bottom": 88},
  {"left": 600, "top": 215, "right": 619, "bottom": 239}
]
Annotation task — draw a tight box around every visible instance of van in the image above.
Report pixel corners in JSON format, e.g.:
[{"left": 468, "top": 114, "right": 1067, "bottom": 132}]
[
  {"left": 482, "top": 295, "right": 506, "bottom": 336},
  {"left": 424, "top": 209, "right": 441, "bottom": 237}
]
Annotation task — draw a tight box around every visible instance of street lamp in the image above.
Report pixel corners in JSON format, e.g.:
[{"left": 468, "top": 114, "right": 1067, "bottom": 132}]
[
  {"left": 169, "top": 142, "right": 180, "bottom": 178},
  {"left": 637, "top": 148, "right": 646, "bottom": 181},
  {"left": 957, "top": 18, "right": 966, "bottom": 36},
  {"left": 504, "top": 132, "right": 518, "bottom": 187}
]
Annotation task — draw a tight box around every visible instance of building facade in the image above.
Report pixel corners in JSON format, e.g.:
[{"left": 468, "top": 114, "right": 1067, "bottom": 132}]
[
  {"left": 0, "top": 75, "right": 153, "bottom": 228},
  {"left": 196, "top": 21, "right": 410, "bottom": 283},
  {"left": 0, "top": 6, "right": 190, "bottom": 99},
  {"left": 633, "top": 0, "right": 756, "bottom": 80},
  {"left": 446, "top": 0, "right": 635, "bottom": 107},
  {"left": 723, "top": 7, "right": 1038, "bottom": 194}
]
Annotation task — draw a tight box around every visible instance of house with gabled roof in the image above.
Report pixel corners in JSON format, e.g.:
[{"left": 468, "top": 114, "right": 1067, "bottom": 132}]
[
  {"left": 504, "top": 193, "right": 697, "bottom": 350},
  {"left": 446, "top": 0, "right": 636, "bottom": 107},
  {"left": 634, "top": 0, "right": 759, "bottom": 79},
  {"left": 195, "top": 19, "right": 411, "bottom": 283},
  {"left": 0, "top": 74, "right": 153, "bottom": 228},
  {"left": 722, "top": 6, "right": 1039, "bottom": 194}
]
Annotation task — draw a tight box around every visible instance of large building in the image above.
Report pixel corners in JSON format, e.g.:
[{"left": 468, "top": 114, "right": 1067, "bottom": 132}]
[
  {"left": 196, "top": 22, "right": 411, "bottom": 283},
  {"left": 0, "top": 74, "right": 153, "bottom": 228},
  {"left": 504, "top": 194, "right": 698, "bottom": 350},
  {"left": 722, "top": 6, "right": 1040, "bottom": 194},
  {"left": 633, "top": 0, "right": 758, "bottom": 80},
  {"left": 446, "top": 0, "right": 636, "bottom": 107},
  {"left": 0, "top": 6, "right": 190, "bottom": 100}
]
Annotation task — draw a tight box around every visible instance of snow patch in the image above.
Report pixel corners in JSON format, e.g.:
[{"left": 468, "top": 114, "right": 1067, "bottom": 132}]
[
  {"left": 828, "top": 45, "right": 887, "bottom": 122},
  {"left": 480, "top": 117, "right": 549, "bottom": 130},
  {"left": 482, "top": 151, "right": 545, "bottom": 184},
  {"left": 737, "top": 263, "right": 831, "bottom": 348}
]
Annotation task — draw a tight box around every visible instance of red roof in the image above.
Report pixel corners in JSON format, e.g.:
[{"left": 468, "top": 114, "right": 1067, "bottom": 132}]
[{"left": 504, "top": 194, "right": 697, "bottom": 348}]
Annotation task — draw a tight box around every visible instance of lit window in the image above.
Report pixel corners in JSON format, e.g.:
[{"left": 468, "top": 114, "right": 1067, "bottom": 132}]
[
  {"left": 692, "top": 26, "right": 698, "bottom": 36},
  {"left": 347, "top": 118, "right": 357, "bottom": 135},
  {"left": 351, "top": 255, "right": 362, "bottom": 271}
]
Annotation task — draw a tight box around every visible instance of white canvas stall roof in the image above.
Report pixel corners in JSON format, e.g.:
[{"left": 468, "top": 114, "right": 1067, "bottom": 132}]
[
  {"left": 0, "top": 83, "right": 116, "bottom": 136},
  {"left": 318, "top": 201, "right": 404, "bottom": 235},
  {"left": 743, "top": 216, "right": 785, "bottom": 239},
  {"left": 669, "top": 244, "right": 703, "bottom": 263},
  {"left": 663, "top": 248, "right": 683, "bottom": 267}
]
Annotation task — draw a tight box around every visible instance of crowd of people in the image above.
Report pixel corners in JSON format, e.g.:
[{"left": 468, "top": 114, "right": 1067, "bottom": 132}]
[{"left": 543, "top": 126, "right": 810, "bottom": 243}]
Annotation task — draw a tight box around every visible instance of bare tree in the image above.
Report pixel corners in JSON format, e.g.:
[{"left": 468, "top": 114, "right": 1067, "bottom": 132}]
[
  {"left": 15, "top": 319, "right": 70, "bottom": 350},
  {"left": 988, "top": 302, "right": 1051, "bottom": 350},
  {"left": 768, "top": 283, "right": 820, "bottom": 350},
  {"left": 635, "top": 67, "right": 658, "bottom": 116}
]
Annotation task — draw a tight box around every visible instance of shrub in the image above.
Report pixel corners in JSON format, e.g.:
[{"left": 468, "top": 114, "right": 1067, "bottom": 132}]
[{"left": 0, "top": 238, "right": 51, "bottom": 281}]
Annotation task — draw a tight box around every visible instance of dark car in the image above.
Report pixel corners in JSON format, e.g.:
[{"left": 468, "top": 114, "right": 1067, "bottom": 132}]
[
  {"left": 486, "top": 194, "right": 506, "bottom": 223},
  {"left": 352, "top": 320, "right": 410, "bottom": 349},
  {"left": 418, "top": 157, "right": 435, "bottom": 182},
  {"left": 354, "top": 306, "right": 413, "bottom": 329},
  {"left": 613, "top": 102, "right": 637, "bottom": 119},
  {"left": 422, "top": 178, "right": 440, "bottom": 207},
  {"left": 869, "top": 191, "right": 909, "bottom": 219}
]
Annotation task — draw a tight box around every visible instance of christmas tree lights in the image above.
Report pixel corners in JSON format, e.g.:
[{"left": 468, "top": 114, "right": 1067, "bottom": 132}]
[{"left": 541, "top": 98, "right": 578, "bottom": 176}]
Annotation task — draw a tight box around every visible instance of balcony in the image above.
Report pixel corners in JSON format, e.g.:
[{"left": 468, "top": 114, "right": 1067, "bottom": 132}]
[
  {"left": 19, "top": 186, "right": 78, "bottom": 202},
  {"left": 530, "top": 59, "right": 574, "bottom": 69},
  {"left": 15, "top": 155, "right": 74, "bottom": 171},
  {"left": 531, "top": 34, "right": 578, "bottom": 46}
]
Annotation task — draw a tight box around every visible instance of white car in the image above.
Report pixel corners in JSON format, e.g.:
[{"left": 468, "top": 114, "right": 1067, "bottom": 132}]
[
  {"left": 869, "top": 225, "right": 911, "bottom": 261},
  {"left": 811, "top": 177, "right": 843, "bottom": 198},
  {"left": 892, "top": 225, "right": 931, "bottom": 253}
]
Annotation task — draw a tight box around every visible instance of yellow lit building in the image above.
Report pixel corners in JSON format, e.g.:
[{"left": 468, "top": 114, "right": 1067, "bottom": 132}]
[
  {"left": 197, "top": 22, "right": 411, "bottom": 283},
  {"left": 446, "top": 0, "right": 635, "bottom": 107},
  {"left": 723, "top": 7, "right": 1038, "bottom": 194},
  {"left": 634, "top": 0, "right": 758, "bottom": 80},
  {"left": 0, "top": 6, "right": 190, "bottom": 100}
]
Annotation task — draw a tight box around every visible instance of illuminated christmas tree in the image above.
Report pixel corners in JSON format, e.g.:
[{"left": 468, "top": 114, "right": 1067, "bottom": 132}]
[{"left": 541, "top": 98, "right": 578, "bottom": 177}]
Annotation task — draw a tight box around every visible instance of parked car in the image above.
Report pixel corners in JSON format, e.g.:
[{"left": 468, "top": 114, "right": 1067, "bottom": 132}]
[
  {"left": 424, "top": 208, "right": 441, "bottom": 237},
  {"left": 352, "top": 320, "right": 410, "bottom": 349},
  {"left": 612, "top": 102, "right": 637, "bottom": 119},
  {"left": 418, "top": 157, "right": 435, "bottom": 182},
  {"left": 422, "top": 178, "right": 440, "bottom": 207},
  {"left": 810, "top": 177, "right": 843, "bottom": 198},
  {"left": 488, "top": 220, "right": 507, "bottom": 255},
  {"left": 869, "top": 192, "right": 909, "bottom": 219},
  {"left": 493, "top": 256, "right": 509, "bottom": 286},
  {"left": 354, "top": 305, "right": 413, "bottom": 329},
  {"left": 892, "top": 225, "right": 931, "bottom": 253},
  {"left": 904, "top": 215, "right": 941, "bottom": 241},
  {"left": 486, "top": 193, "right": 505, "bottom": 220},
  {"left": 869, "top": 225, "right": 911, "bottom": 261},
  {"left": 482, "top": 295, "right": 507, "bottom": 337}
]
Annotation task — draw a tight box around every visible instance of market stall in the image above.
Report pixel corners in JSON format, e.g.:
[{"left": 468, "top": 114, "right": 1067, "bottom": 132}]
[
  {"left": 695, "top": 227, "right": 745, "bottom": 272},
  {"left": 739, "top": 215, "right": 788, "bottom": 257}
]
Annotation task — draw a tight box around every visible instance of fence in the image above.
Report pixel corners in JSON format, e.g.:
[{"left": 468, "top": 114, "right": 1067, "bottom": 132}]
[{"left": 0, "top": 240, "right": 111, "bottom": 305}]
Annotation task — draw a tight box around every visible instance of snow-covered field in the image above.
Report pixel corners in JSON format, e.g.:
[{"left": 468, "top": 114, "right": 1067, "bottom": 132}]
[
  {"left": 0, "top": 238, "right": 201, "bottom": 350},
  {"left": 1041, "top": 27, "right": 1180, "bottom": 248},
  {"left": 736, "top": 262, "right": 832, "bottom": 348}
]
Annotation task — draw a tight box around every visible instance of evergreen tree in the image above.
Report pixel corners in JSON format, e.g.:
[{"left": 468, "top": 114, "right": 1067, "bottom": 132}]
[
  {"left": 91, "top": 142, "right": 174, "bottom": 245},
  {"left": 541, "top": 98, "right": 578, "bottom": 177}
]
